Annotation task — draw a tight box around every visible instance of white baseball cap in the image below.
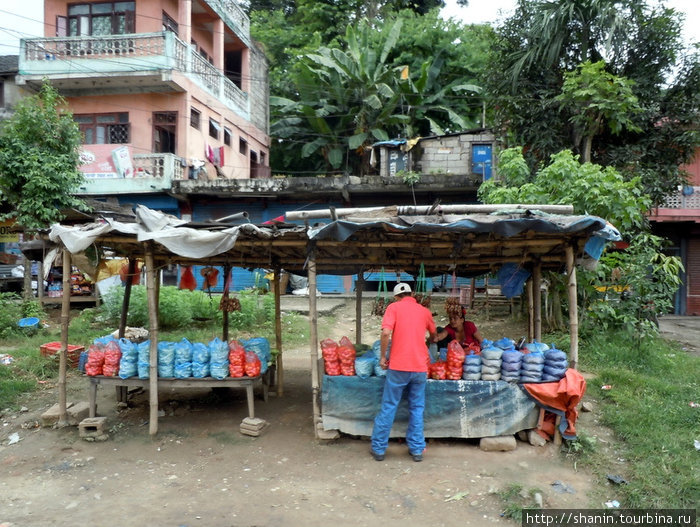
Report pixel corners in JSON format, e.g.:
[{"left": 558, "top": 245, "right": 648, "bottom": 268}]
[{"left": 393, "top": 283, "right": 412, "bottom": 295}]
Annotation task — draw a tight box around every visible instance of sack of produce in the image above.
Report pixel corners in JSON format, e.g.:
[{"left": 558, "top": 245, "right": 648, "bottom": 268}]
[
  {"left": 429, "top": 361, "right": 447, "bottom": 380},
  {"left": 210, "top": 361, "right": 229, "bottom": 379},
  {"left": 321, "top": 338, "right": 341, "bottom": 376},
  {"left": 241, "top": 338, "right": 271, "bottom": 374},
  {"left": 174, "top": 361, "right": 192, "bottom": 379},
  {"left": 175, "top": 338, "right": 193, "bottom": 364},
  {"left": 355, "top": 354, "right": 376, "bottom": 379},
  {"left": 244, "top": 351, "right": 262, "bottom": 377},
  {"left": 192, "top": 342, "right": 209, "bottom": 363},
  {"left": 191, "top": 360, "right": 209, "bottom": 378},
  {"left": 208, "top": 337, "right": 228, "bottom": 364},
  {"left": 85, "top": 344, "right": 105, "bottom": 376},
  {"left": 229, "top": 341, "right": 246, "bottom": 378}
]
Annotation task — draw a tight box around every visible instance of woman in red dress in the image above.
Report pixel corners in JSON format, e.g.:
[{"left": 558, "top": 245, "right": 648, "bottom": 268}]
[{"left": 436, "top": 307, "right": 484, "bottom": 350}]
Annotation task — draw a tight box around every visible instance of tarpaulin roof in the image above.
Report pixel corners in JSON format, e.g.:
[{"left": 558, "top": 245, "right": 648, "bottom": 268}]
[{"left": 42, "top": 205, "right": 619, "bottom": 277}]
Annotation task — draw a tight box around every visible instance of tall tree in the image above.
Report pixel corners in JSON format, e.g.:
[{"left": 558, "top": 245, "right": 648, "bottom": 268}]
[
  {"left": 0, "top": 81, "right": 86, "bottom": 230},
  {"left": 555, "top": 60, "right": 642, "bottom": 162},
  {"left": 270, "top": 17, "right": 479, "bottom": 175},
  {"left": 485, "top": 0, "right": 699, "bottom": 204}
]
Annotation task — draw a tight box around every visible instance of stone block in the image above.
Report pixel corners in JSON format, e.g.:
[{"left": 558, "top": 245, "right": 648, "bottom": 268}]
[
  {"left": 67, "top": 401, "right": 90, "bottom": 426},
  {"left": 41, "top": 402, "right": 74, "bottom": 427},
  {"left": 79, "top": 416, "right": 108, "bottom": 438},
  {"left": 479, "top": 435, "right": 517, "bottom": 452},
  {"left": 528, "top": 429, "right": 547, "bottom": 447}
]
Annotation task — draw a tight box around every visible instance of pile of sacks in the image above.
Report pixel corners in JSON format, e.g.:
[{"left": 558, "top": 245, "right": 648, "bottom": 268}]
[
  {"left": 84, "top": 334, "right": 270, "bottom": 380},
  {"left": 459, "top": 339, "right": 568, "bottom": 383}
]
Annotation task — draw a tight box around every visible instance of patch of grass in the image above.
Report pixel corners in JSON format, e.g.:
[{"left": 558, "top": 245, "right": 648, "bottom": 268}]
[
  {"left": 577, "top": 332, "right": 700, "bottom": 509},
  {"left": 498, "top": 483, "right": 541, "bottom": 520}
]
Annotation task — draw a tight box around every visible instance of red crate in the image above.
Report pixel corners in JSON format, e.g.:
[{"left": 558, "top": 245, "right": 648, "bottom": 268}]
[{"left": 40, "top": 342, "right": 85, "bottom": 367}]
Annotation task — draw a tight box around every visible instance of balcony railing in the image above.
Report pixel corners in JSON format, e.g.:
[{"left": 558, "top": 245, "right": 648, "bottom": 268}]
[
  {"left": 78, "top": 153, "right": 185, "bottom": 195},
  {"left": 21, "top": 32, "right": 249, "bottom": 118},
  {"left": 133, "top": 153, "right": 185, "bottom": 180},
  {"left": 660, "top": 187, "right": 700, "bottom": 209}
]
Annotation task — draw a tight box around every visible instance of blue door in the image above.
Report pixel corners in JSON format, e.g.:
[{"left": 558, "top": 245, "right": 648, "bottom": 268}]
[{"left": 472, "top": 144, "right": 493, "bottom": 180}]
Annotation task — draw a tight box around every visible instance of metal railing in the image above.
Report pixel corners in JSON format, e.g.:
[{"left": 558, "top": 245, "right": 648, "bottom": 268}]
[
  {"left": 24, "top": 33, "right": 165, "bottom": 60},
  {"left": 23, "top": 33, "right": 249, "bottom": 115}
]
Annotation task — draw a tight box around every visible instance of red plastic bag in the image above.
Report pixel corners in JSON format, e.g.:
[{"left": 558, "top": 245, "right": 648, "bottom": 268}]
[
  {"left": 339, "top": 336, "right": 356, "bottom": 353},
  {"left": 85, "top": 344, "right": 105, "bottom": 376},
  {"left": 104, "top": 340, "right": 122, "bottom": 366},
  {"left": 229, "top": 340, "right": 246, "bottom": 377},
  {"left": 244, "top": 351, "right": 261, "bottom": 377},
  {"left": 429, "top": 361, "right": 446, "bottom": 380},
  {"left": 446, "top": 340, "right": 466, "bottom": 366},
  {"left": 337, "top": 345, "right": 356, "bottom": 365}
]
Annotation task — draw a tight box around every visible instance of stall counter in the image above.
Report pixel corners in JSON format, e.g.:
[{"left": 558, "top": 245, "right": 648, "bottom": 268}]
[{"left": 321, "top": 375, "right": 539, "bottom": 438}]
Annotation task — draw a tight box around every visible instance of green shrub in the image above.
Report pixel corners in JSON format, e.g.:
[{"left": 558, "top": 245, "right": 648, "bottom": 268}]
[
  {"left": 98, "top": 285, "right": 273, "bottom": 333},
  {"left": 0, "top": 292, "right": 25, "bottom": 339}
]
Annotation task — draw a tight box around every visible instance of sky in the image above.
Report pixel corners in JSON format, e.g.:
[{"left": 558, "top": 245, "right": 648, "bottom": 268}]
[{"left": 0, "top": 0, "right": 698, "bottom": 55}]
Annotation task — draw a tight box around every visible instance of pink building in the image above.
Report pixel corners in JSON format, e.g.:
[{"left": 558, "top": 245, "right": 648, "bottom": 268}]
[
  {"left": 649, "top": 148, "right": 700, "bottom": 315},
  {"left": 18, "top": 0, "right": 270, "bottom": 198}
]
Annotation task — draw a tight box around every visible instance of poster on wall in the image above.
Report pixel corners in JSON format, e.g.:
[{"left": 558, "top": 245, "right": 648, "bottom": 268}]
[
  {"left": 111, "top": 146, "right": 134, "bottom": 178},
  {"left": 79, "top": 146, "right": 117, "bottom": 178}
]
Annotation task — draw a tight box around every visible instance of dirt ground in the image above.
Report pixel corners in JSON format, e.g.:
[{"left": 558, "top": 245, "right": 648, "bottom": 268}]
[{"left": 0, "top": 299, "right": 628, "bottom": 527}]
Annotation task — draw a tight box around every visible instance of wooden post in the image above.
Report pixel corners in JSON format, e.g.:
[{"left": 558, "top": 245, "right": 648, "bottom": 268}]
[
  {"left": 222, "top": 264, "right": 231, "bottom": 342},
  {"left": 119, "top": 259, "right": 136, "bottom": 338},
  {"left": 566, "top": 245, "right": 579, "bottom": 369},
  {"left": 355, "top": 272, "right": 364, "bottom": 346},
  {"left": 145, "top": 244, "right": 160, "bottom": 436},
  {"left": 308, "top": 255, "right": 321, "bottom": 437},
  {"left": 57, "top": 248, "right": 72, "bottom": 427},
  {"left": 527, "top": 279, "right": 534, "bottom": 342},
  {"left": 37, "top": 253, "right": 44, "bottom": 304},
  {"left": 274, "top": 267, "right": 284, "bottom": 396},
  {"left": 533, "top": 262, "right": 542, "bottom": 342}
]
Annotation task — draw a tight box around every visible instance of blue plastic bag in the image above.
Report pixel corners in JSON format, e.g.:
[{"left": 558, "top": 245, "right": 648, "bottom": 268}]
[{"left": 497, "top": 263, "right": 531, "bottom": 298}]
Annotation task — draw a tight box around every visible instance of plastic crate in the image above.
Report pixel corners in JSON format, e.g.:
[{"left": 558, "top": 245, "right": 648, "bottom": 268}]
[{"left": 40, "top": 342, "right": 85, "bottom": 367}]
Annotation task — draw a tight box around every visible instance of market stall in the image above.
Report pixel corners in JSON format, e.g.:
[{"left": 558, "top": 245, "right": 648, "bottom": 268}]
[{"left": 39, "top": 203, "right": 617, "bottom": 438}]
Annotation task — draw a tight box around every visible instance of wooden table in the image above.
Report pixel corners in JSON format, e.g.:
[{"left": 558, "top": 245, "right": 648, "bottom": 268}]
[{"left": 87, "top": 375, "right": 261, "bottom": 419}]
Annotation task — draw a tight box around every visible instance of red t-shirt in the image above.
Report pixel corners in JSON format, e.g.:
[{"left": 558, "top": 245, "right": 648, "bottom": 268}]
[
  {"left": 444, "top": 320, "right": 479, "bottom": 347},
  {"left": 381, "top": 296, "right": 436, "bottom": 372}
]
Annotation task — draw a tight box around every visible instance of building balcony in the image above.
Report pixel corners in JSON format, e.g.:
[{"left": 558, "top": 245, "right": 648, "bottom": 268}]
[
  {"left": 77, "top": 152, "right": 186, "bottom": 196},
  {"left": 18, "top": 32, "right": 249, "bottom": 119},
  {"left": 649, "top": 186, "right": 700, "bottom": 223}
]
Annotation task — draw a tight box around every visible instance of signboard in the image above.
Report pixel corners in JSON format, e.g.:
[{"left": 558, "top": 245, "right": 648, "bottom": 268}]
[
  {"left": 388, "top": 149, "right": 408, "bottom": 177},
  {"left": 0, "top": 221, "right": 18, "bottom": 242},
  {"left": 79, "top": 145, "right": 134, "bottom": 178}
]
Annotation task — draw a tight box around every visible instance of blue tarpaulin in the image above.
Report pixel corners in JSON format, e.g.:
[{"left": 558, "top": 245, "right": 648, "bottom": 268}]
[{"left": 321, "top": 375, "right": 539, "bottom": 438}]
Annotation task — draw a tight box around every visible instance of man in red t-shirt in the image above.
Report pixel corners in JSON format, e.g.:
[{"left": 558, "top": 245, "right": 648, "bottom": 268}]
[{"left": 370, "top": 283, "right": 437, "bottom": 462}]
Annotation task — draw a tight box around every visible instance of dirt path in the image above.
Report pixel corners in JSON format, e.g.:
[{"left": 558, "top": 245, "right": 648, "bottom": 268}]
[{"left": 1, "top": 300, "right": 605, "bottom": 527}]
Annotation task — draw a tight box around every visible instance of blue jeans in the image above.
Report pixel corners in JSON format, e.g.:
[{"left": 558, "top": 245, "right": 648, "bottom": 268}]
[{"left": 371, "top": 369, "right": 427, "bottom": 455}]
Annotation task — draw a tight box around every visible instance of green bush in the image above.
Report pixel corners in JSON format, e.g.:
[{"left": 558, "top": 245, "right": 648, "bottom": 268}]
[
  {"left": 98, "top": 285, "right": 273, "bottom": 332},
  {"left": 0, "top": 292, "right": 26, "bottom": 339}
]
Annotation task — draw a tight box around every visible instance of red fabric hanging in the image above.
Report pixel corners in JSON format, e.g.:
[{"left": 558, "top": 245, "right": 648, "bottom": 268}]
[{"left": 179, "top": 266, "right": 197, "bottom": 291}]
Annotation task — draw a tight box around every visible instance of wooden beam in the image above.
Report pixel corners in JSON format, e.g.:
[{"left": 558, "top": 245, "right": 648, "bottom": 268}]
[
  {"left": 527, "top": 279, "right": 534, "bottom": 342},
  {"left": 566, "top": 245, "right": 579, "bottom": 370},
  {"left": 274, "top": 267, "right": 284, "bottom": 396},
  {"left": 119, "top": 259, "right": 136, "bottom": 338},
  {"left": 355, "top": 272, "right": 364, "bottom": 346},
  {"left": 145, "top": 243, "right": 160, "bottom": 436},
  {"left": 57, "top": 248, "right": 71, "bottom": 428},
  {"left": 222, "top": 264, "right": 231, "bottom": 342},
  {"left": 308, "top": 255, "right": 321, "bottom": 438},
  {"left": 533, "top": 262, "right": 542, "bottom": 342}
]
